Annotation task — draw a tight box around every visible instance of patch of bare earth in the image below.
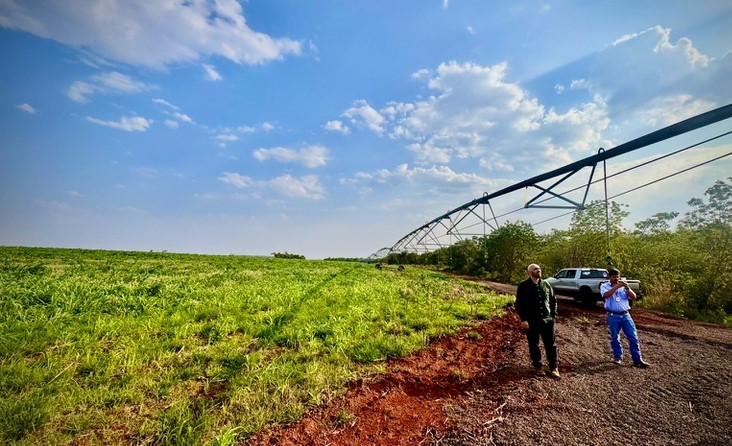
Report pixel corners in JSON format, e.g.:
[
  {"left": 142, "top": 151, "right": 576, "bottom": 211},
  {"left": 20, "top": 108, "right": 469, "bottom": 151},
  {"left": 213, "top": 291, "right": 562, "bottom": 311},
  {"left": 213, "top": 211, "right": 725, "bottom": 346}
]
[{"left": 248, "top": 281, "right": 732, "bottom": 446}]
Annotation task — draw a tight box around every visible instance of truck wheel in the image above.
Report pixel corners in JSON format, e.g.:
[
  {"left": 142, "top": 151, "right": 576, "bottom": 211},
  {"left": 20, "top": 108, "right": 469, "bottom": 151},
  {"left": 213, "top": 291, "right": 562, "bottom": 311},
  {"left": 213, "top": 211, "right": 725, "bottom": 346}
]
[{"left": 580, "top": 287, "right": 595, "bottom": 306}]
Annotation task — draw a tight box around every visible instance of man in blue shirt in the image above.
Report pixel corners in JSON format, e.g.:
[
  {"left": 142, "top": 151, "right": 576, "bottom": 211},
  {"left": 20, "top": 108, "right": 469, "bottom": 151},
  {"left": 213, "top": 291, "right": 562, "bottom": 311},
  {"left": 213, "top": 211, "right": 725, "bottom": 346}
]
[{"left": 600, "top": 268, "right": 650, "bottom": 368}]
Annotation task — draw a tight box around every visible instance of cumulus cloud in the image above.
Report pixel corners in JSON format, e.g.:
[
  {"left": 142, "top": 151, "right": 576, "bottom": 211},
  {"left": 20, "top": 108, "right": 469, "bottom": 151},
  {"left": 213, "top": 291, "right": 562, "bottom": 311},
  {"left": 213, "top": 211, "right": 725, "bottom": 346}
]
[
  {"left": 653, "top": 26, "right": 709, "bottom": 68},
  {"left": 0, "top": 0, "right": 301, "bottom": 69},
  {"left": 339, "top": 61, "right": 567, "bottom": 172},
  {"left": 253, "top": 145, "right": 328, "bottom": 168},
  {"left": 594, "top": 25, "right": 727, "bottom": 128},
  {"left": 334, "top": 26, "right": 727, "bottom": 179},
  {"left": 68, "top": 71, "right": 156, "bottom": 102},
  {"left": 343, "top": 100, "right": 386, "bottom": 135},
  {"left": 324, "top": 120, "right": 350, "bottom": 134},
  {"left": 86, "top": 115, "right": 152, "bottom": 131},
  {"left": 219, "top": 172, "right": 325, "bottom": 199},
  {"left": 15, "top": 103, "right": 35, "bottom": 113}
]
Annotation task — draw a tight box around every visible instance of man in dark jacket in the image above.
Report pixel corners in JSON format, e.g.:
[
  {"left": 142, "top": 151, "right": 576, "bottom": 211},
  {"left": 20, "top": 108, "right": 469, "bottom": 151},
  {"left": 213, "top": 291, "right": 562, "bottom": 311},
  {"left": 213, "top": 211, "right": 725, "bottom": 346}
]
[{"left": 515, "top": 263, "right": 559, "bottom": 379}]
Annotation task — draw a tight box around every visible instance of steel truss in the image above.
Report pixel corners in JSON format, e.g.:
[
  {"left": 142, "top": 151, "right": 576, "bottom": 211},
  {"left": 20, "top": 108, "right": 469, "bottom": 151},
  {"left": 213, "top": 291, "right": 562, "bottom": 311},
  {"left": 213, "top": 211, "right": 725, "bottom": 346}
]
[{"left": 374, "top": 103, "right": 732, "bottom": 258}]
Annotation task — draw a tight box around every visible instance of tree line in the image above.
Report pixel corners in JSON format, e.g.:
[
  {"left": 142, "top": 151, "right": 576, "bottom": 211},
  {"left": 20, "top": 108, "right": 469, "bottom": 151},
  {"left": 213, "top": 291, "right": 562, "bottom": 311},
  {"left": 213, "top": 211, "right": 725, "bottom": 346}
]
[{"left": 384, "top": 177, "right": 732, "bottom": 325}]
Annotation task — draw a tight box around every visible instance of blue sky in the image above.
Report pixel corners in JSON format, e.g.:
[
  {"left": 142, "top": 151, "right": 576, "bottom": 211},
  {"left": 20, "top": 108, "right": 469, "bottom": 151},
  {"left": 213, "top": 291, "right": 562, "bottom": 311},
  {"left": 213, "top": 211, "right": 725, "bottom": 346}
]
[{"left": 1, "top": 0, "right": 731, "bottom": 259}]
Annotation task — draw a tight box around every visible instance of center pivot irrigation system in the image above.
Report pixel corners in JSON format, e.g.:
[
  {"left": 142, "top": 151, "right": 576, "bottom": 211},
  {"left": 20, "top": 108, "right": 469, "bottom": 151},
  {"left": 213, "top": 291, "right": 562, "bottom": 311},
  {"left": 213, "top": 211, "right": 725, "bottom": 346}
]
[{"left": 370, "top": 103, "right": 732, "bottom": 261}]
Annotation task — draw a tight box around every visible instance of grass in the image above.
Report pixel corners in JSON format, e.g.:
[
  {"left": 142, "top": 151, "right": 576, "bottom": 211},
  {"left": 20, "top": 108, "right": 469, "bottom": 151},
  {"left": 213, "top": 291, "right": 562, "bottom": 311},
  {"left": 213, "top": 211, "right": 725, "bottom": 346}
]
[{"left": 0, "top": 247, "right": 511, "bottom": 445}]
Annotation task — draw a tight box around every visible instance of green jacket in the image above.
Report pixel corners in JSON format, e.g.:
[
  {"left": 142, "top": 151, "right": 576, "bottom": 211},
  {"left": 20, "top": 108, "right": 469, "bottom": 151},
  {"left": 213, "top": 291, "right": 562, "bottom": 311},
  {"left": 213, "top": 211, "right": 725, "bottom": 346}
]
[{"left": 515, "top": 278, "right": 557, "bottom": 323}]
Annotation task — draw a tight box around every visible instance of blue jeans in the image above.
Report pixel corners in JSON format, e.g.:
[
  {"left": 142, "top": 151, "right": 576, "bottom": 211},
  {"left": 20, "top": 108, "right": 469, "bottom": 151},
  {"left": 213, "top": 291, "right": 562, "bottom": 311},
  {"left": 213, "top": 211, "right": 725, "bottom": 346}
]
[{"left": 606, "top": 313, "right": 642, "bottom": 362}]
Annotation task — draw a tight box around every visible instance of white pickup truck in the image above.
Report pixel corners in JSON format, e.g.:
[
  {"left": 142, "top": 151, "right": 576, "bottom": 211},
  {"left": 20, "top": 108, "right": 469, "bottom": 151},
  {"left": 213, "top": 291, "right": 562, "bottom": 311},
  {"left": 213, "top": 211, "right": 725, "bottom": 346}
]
[{"left": 545, "top": 268, "right": 642, "bottom": 305}]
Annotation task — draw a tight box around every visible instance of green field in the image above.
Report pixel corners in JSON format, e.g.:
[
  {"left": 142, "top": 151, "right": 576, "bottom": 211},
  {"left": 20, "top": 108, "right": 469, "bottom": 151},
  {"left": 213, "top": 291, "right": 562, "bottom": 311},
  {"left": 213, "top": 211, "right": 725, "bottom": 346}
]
[{"left": 0, "top": 247, "right": 511, "bottom": 445}]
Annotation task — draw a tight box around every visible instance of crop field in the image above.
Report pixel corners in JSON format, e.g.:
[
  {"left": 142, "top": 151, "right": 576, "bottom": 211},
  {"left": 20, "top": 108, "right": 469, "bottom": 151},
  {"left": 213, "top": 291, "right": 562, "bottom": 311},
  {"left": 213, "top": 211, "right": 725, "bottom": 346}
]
[{"left": 0, "top": 247, "right": 511, "bottom": 445}]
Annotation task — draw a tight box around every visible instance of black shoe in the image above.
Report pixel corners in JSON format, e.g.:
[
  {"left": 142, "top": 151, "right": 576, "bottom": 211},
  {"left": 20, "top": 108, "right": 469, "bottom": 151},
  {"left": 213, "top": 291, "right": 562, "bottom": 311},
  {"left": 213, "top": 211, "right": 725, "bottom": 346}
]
[{"left": 632, "top": 360, "right": 650, "bottom": 368}]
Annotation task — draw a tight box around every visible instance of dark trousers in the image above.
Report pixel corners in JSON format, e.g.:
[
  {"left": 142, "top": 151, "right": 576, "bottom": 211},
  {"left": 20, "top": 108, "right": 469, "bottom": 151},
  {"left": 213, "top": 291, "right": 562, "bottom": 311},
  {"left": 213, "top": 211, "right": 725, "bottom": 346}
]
[{"left": 526, "top": 319, "right": 558, "bottom": 369}]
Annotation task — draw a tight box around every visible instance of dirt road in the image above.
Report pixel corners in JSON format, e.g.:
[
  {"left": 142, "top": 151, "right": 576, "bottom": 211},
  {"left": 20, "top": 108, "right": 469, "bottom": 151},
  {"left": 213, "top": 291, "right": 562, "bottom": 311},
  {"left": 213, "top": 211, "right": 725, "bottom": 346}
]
[{"left": 249, "top": 281, "right": 732, "bottom": 446}]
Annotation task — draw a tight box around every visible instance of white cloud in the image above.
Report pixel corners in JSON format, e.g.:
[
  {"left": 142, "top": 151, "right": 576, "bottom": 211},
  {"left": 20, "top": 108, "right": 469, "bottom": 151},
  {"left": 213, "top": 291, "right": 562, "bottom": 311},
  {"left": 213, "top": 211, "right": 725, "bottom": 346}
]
[
  {"left": 407, "top": 141, "right": 452, "bottom": 164},
  {"left": 212, "top": 122, "right": 274, "bottom": 146},
  {"left": 334, "top": 26, "right": 726, "bottom": 179},
  {"left": 216, "top": 134, "right": 239, "bottom": 142},
  {"left": 612, "top": 31, "right": 643, "bottom": 47},
  {"left": 164, "top": 119, "right": 179, "bottom": 129},
  {"left": 541, "top": 100, "right": 611, "bottom": 163},
  {"left": 236, "top": 125, "right": 256, "bottom": 133},
  {"left": 354, "top": 163, "right": 497, "bottom": 193},
  {"left": 86, "top": 115, "right": 152, "bottom": 131},
  {"left": 634, "top": 95, "right": 716, "bottom": 127},
  {"left": 253, "top": 145, "right": 328, "bottom": 168},
  {"left": 94, "top": 71, "right": 152, "bottom": 92},
  {"left": 0, "top": 0, "right": 301, "bottom": 69},
  {"left": 218, "top": 172, "right": 252, "bottom": 188},
  {"left": 219, "top": 172, "right": 326, "bottom": 199},
  {"left": 343, "top": 100, "right": 386, "bottom": 134},
  {"left": 153, "top": 98, "right": 179, "bottom": 110},
  {"left": 15, "top": 103, "right": 35, "bottom": 113},
  {"left": 570, "top": 79, "right": 591, "bottom": 90},
  {"left": 68, "top": 71, "right": 156, "bottom": 102},
  {"left": 342, "top": 61, "right": 561, "bottom": 172},
  {"left": 67, "top": 81, "right": 96, "bottom": 103},
  {"left": 653, "top": 26, "right": 709, "bottom": 68},
  {"left": 479, "top": 154, "right": 515, "bottom": 172},
  {"left": 203, "top": 64, "right": 222, "bottom": 81},
  {"left": 324, "top": 120, "right": 350, "bottom": 135},
  {"left": 172, "top": 112, "right": 193, "bottom": 123},
  {"left": 269, "top": 174, "right": 326, "bottom": 199},
  {"left": 601, "top": 26, "right": 717, "bottom": 103},
  {"left": 411, "top": 69, "right": 431, "bottom": 80},
  {"left": 466, "top": 26, "right": 476, "bottom": 35}
]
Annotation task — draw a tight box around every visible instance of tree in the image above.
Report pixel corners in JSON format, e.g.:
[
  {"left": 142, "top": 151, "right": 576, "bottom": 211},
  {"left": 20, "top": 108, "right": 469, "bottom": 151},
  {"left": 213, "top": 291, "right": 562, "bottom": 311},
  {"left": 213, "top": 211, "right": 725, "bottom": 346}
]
[
  {"left": 675, "top": 177, "right": 732, "bottom": 314},
  {"left": 482, "top": 221, "right": 539, "bottom": 283},
  {"left": 559, "top": 199, "right": 629, "bottom": 268},
  {"left": 634, "top": 211, "right": 679, "bottom": 236},
  {"left": 679, "top": 177, "right": 732, "bottom": 229}
]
